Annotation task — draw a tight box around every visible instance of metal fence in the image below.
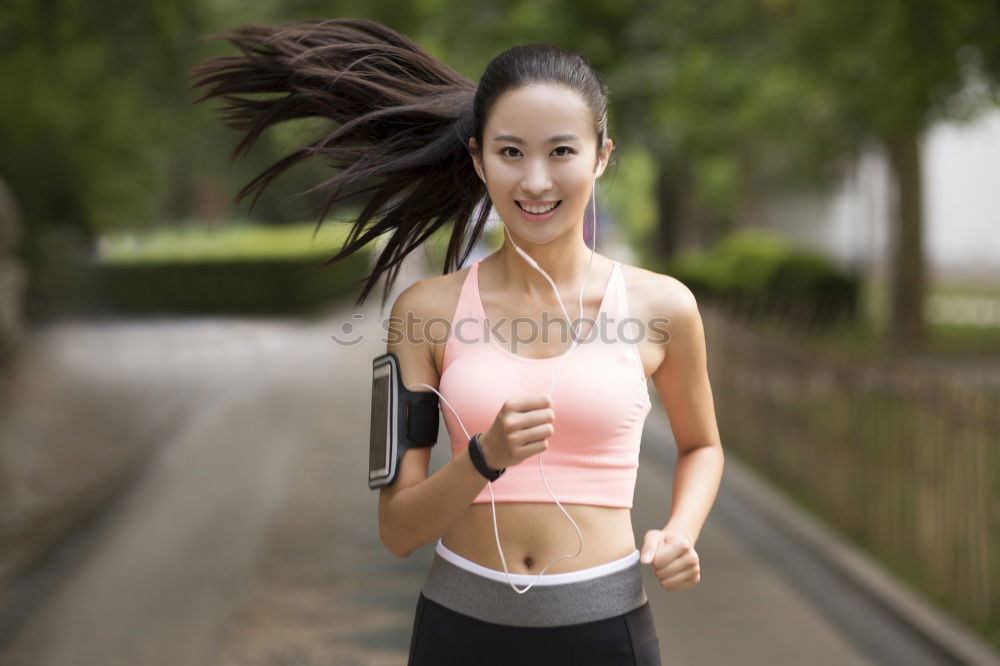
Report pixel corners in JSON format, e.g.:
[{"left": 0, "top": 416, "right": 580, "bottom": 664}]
[{"left": 701, "top": 306, "right": 999, "bottom": 644}]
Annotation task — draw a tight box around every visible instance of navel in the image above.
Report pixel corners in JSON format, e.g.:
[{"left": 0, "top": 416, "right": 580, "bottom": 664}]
[{"left": 523, "top": 556, "right": 534, "bottom": 570}]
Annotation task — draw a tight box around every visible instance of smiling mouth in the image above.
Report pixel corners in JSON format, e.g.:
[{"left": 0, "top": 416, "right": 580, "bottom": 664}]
[{"left": 516, "top": 200, "right": 562, "bottom": 213}]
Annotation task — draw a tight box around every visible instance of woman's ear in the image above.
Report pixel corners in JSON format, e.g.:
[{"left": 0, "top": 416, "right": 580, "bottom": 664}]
[
  {"left": 468, "top": 138, "right": 485, "bottom": 182},
  {"left": 596, "top": 138, "right": 614, "bottom": 178}
]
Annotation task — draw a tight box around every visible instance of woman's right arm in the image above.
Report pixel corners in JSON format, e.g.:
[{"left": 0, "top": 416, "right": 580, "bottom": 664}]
[{"left": 377, "top": 278, "right": 492, "bottom": 559}]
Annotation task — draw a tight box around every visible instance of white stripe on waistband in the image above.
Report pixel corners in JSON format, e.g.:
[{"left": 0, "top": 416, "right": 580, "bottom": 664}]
[{"left": 434, "top": 538, "right": 640, "bottom": 586}]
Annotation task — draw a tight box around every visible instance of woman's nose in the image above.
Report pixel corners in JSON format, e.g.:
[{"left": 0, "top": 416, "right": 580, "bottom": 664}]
[{"left": 521, "top": 161, "right": 553, "bottom": 194}]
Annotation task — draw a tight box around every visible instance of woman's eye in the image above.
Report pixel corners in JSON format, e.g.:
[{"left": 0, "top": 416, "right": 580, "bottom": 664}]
[{"left": 499, "top": 146, "right": 576, "bottom": 158}]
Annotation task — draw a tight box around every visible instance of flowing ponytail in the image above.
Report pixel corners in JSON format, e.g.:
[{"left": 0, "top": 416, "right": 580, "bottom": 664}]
[{"left": 189, "top": 18, "right": 488, "bottom": 307}]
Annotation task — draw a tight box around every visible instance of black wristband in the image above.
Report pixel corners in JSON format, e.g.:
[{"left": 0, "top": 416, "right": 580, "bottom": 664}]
[{"left": 468, "top": 433, "right": 505, "bottom": 481}]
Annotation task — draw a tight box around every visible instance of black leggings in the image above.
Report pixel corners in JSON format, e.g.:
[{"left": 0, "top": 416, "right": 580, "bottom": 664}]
[{"left": 407, "top": 592, "right": 661, "bottom": 665}]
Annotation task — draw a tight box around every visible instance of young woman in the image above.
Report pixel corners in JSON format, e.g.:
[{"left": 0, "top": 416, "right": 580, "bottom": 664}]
[{"left": 191, "top": 18, "right": 724, "bottom": 665}]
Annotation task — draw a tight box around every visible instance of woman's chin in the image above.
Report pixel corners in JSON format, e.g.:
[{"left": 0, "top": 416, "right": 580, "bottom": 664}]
[{"left": 502, "top": 223, "right": 573, "bottom": 246}]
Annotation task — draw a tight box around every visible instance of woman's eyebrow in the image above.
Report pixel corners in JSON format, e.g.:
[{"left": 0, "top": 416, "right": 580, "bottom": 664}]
[{"left": 492, "top": 134, "right": 580, "bottom": 143}]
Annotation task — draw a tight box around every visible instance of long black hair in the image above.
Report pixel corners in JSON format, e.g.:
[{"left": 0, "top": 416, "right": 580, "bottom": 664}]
[{"left": 189, "top": 18, "right": 610, "bottom": 307}]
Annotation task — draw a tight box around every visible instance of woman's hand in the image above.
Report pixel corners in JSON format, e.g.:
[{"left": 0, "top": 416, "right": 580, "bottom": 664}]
[
  {"left": 639, "top": 529, "right": 701, "bottom": 591},
  {"left": 478, "top": 394, "right": 555, "bottom": 470}
]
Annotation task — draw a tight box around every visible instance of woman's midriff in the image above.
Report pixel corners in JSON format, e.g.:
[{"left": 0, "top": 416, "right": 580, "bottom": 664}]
[{"left": 441, "top": 502, "right": 636, "bottom": 575}]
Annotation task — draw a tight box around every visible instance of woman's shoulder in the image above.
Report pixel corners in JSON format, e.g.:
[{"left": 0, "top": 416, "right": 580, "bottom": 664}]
[
  {"left": 392, "top": 264, "right": 475, "bottom": 376},
  {"left": 618, "top": 261, "right": 698, "bottom": 320},
  {"left": 391, "top": 262, "right": 473, "bottom": 322}
]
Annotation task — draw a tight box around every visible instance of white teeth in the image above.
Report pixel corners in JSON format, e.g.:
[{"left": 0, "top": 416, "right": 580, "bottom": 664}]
[{"left": 519, "top": 201, "right": 559, "bottom": 214}]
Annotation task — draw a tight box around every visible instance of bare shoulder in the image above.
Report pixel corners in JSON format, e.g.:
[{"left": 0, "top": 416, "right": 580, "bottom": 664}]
[
  {"left": 391, "top": 266, "right": 468, "bottom": 319},
  {"left": 389, "top": 265, "right": 472, "bottom": 375},
  {"left": 618, "top": 262, "right": 698, "bottom": 321},
  {"left": 618, "top": 262, "right": 701, "bottom": 377}
]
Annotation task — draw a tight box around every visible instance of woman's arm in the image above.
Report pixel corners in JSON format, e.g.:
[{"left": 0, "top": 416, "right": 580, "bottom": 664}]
[
  {"left": 648, "top": 277, "right": 724, "bottom": 548},
  {"left": 377, "top": 279, "right": 491, "bottom": 558}
]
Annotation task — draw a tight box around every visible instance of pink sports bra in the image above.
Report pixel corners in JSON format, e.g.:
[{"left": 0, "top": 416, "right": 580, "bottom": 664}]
[{"left": 438, "top": 258, "right": 652, "bottom": 508}]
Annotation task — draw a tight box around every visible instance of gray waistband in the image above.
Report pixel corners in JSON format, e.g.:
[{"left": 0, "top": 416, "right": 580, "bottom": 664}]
[{"left": 420, "top": 550, "right": 648, "bottom": 627}]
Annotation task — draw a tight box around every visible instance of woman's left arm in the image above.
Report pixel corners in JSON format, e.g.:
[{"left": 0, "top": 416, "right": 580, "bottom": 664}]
[{"left": 638, "top": 276, "right": 725, "bottom": 591}]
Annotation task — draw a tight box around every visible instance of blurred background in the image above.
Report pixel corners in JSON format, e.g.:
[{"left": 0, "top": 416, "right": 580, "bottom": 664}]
[{"left": 0, "top": 1, "right": 998, "bottom": 665}]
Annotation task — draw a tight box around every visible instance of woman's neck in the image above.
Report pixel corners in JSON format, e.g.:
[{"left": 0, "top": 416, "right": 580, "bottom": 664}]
[{"left": 489, "top": 238, "right": 602, "bottom": 302}]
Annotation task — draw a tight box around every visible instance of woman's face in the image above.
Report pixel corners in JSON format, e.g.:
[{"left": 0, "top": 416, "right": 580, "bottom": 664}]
[{"left": 470, "top": 84, "right": 612, "bottom": 246}]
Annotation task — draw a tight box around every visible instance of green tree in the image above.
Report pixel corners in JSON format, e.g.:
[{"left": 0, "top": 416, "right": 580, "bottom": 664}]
[
  {"left": 544, "top": 0, "right": 1000, "bottom": 346},
  {"left": 0, "top": 0, "right": 213, "bottom": 233},
  {"left": 0, "top": 0, "right": 213, "bottom": 316},
  {"left": 629, "top": 0, "right": 1000, "bottom": 346},
  {"left": 771, "top": 0, "right": 1000, "bottom": 346}
]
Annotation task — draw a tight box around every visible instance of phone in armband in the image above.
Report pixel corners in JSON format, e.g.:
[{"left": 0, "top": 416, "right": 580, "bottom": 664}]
[{"left": 369, "top": 352, "right": 440, "bottom": 489}]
